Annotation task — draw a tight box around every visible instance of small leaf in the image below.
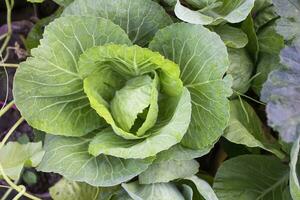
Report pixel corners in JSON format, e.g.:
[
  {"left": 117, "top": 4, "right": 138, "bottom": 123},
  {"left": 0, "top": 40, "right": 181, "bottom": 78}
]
[
  {"left": 224, "top": 100, "right": 285, "bottom": 159},
  {"left": 227, "top": 48, "right": 254, "bottom": 95},
  {"left": 0, "top": 142, "right": 44, "bottom": 180},
  {"left": 22, "top": 171, "right": 38, "bottom": 186},
  {"left": 185, "top": 175, "right": 219, "bottom": 200},
  {"left": 138, "top": 159, "right": 199, "bottom": 184},
  {"left": 49, "top": 178, "right": 100, "bottom": 200},
  {"left": 241, "top": 15, "right": 259, "bottom": 61},
  {"left": 213, "top": 24, "right": 248, "bottom": 49}
]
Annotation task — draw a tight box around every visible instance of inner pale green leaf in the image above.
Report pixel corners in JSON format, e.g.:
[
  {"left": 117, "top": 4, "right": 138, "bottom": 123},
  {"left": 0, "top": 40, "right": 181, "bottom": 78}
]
[{"left": 111, "top": 75, "right": 159, "bottom": 136}]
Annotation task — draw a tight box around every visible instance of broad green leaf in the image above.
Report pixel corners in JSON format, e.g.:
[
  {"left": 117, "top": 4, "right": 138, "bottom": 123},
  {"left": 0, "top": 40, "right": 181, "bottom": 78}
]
[
  {"left": 88, "top": 88, "right": 192, "bottom": 159},
  {"left": 13, "top": 16, "right": 132, "bottom": 137},
  {"left": 213, "top": 155, "right": 291, "bottom": 200},
  {"left": 227, "top": 48, "right": 253, "bottom": 95},
  {"left": 273, "top": 0, "right": 300, "bottom": 46},
  {"left": 49, "top": 178, "right": 100, "bottom": 200},
  {"left": 175, "top": 0, "right": 255, "bottom": 25},
  {"left": 37, "top": 135, "right": 152, "bottom": 186},
  {"left": 149, "top": 23, "right": 230, "bottom": 150},
  {"left": 241, "top": 15, "right": 259, "bottom": 61},
  {"left": 0, "top": 142, "right": 44, "bottom": 180},
  {"left": 63, "top": 0, "right": 172, "bottom": 46},
  {"left": 224, "top": 100, "right": 285, "bottom": 159},
  {"left": 213, "top": 25, "right": 248, "bottom": 49},
  {"left": 138, "top": 159, "right": 199, "bottom": 184},
  {"left": 290, "top": 136, "right": 300, "bottom": 199},
  {"left": 185, "top": 175, "right": 219, "bottom": 200},
  {"left": 122, "top": 182, "right": 185, "bottom": 200}
]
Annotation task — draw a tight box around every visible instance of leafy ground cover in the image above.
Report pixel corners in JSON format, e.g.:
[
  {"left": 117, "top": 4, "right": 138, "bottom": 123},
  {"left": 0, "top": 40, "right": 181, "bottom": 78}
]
[{"left": 0, "top": 0, "right": 299, "bottom": 199}]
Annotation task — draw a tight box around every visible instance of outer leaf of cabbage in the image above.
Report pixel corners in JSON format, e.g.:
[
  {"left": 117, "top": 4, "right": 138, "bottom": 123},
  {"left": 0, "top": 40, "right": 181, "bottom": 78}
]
[
  {"left": 175, "top": 0, "right": 255, "bottom": 25},
  {"left": 13, "top": 16, "right": 132, "bottom": 137},
  {"left": 37, "top": 135, "right": 153, "bottom": 186},
  {"left": 122, "top": 182, "right": 185, "bottom": 200},
  {"left": 138, "top": 159, "right": 199, "bottom": 184},
  {"left": 213, "top": 155, "right": 291, "bottom": 199},
  {"left": 149, "top": 23, "right": 230, "bottom": 150},
  {"left": 62, "top": 0, "right": 172, "bottom": 46},
  {"left": 49, "top": 178, "right": 100, "bottom": 200}
]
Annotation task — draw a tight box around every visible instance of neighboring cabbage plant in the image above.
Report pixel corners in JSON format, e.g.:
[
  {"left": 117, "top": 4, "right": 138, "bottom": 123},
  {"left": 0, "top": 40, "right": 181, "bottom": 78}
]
[
  {"left": 13, "top": 0, "right": 231, "bottom": 186},
  {"left": 175, "top": 0, "right": 255, "bottom": 25}
]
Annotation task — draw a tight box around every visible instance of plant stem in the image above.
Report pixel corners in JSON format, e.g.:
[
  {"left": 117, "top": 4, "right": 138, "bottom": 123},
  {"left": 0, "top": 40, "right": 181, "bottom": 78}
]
[
  {"left": 0, "top": 101, "right": 14, "bottom": 118},
  {"left": 0, "top": 0, "right": 14, "bottom": 55},
  {"left": 1, "top": 179, "right": 18, "bottom": 200},
  {"left": 0, "top": 117, "right": 40, "bottom": 200},
  {"left": 0, "top": 185, "right": 11, "bottom": 189},
  {"left": 0, "top": 117, "right": 24, "bottom": 149},
  {"left": 0, "top": 63, "right": 19, "bottom": 68},
  {"left": 0, "top": 164, "right": 40, "bottom": 200},
  {"left": 0, "top": 33, "right": 8, "bottom": 41}
]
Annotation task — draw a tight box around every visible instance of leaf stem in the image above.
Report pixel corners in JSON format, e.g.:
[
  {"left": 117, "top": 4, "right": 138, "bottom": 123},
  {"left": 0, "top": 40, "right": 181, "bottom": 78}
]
[
  {"left": 0, "top": 63, "right": 19, "bottom": 68},
  {"left": 0, "top": 117, "right": 24, "bottom": 149},
  {"left": 0, "top": 0, "right": 14, "bottom": 55},
  {"left": 0, "top": 164, "right": 40, "bottom": 200},
  {"left": 234, "top": 90, "right": 266, "bottom": 105},
  {"left": 0, "top": 117, "right": 40, "bottom": 200},
  {"left": 1, "top": 171, "right": 21, "bottom": 200},
  {"left": 0, "top": 101, "right": 14, "bottom": 118}
]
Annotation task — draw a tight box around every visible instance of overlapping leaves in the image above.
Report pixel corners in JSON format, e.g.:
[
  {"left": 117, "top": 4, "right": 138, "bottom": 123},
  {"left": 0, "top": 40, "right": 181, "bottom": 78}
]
[{"left": 13, "top": 0, "right": 231, "bottom": 188}]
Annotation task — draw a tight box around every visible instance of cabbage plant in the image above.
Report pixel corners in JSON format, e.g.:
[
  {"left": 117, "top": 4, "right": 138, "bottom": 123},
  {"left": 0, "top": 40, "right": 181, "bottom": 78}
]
[{"left": 13, "top": 0, "right": 231, "bottom": 187}]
